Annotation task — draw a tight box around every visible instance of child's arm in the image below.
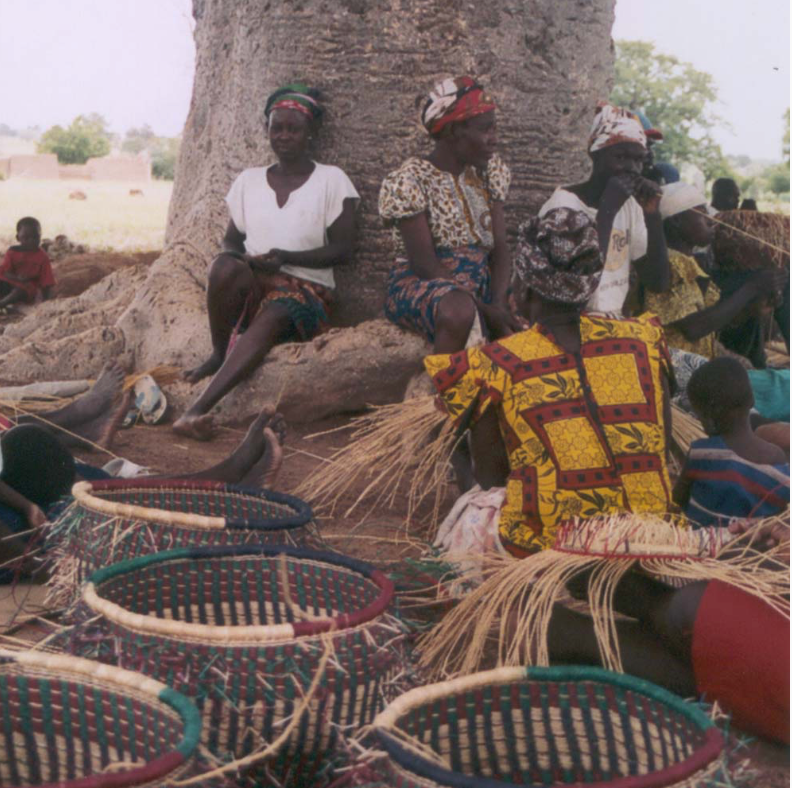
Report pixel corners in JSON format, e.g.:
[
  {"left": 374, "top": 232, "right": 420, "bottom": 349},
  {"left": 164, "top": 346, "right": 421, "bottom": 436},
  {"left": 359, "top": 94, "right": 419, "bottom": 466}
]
[
  {"left": 672, "top": 460, "right": 693, "bottom": 508},
  {"left": 0, "top": 479, "right": 47, "bottom": 528}
]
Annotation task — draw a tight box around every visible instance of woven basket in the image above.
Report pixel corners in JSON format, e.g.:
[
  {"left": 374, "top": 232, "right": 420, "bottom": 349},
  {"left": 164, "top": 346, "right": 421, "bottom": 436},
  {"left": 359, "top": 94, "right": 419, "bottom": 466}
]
[
  {"left": 0, "top": 647, "right": 202, "bottom": 788},
  {"left": 46, "top": 478, "right": 317, "bottom": 604},
  {"left": 373, "top": 666, "right": 726, "bottom": 788},
  {"left": 71, "top": 545, "right": 407, "bottom": 786},
  {"left": 713, "top": 210, "right": 790, "bottom": 271}
]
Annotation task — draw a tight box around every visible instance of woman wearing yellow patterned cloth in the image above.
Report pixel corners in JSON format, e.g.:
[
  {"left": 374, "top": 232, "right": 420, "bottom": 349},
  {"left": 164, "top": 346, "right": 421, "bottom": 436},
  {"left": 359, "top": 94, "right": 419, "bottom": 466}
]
[{"left": 427, "top": 207, "right": 674, "bottom": 558}]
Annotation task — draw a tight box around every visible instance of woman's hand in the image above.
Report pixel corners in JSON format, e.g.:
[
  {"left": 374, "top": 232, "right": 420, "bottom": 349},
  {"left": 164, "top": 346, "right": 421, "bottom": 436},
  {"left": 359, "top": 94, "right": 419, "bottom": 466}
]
[
  {"left": 602, "top": 174, "right": 662, "bottom": 216},
  {"left": 25, "top": 503, "right": 47, "bottom": 530},
  {"left": 479, "top": 301, "right": 521, "bottom": 340},
  {"left": 246, "top": 250, "right": 285, "bottom": 274}
]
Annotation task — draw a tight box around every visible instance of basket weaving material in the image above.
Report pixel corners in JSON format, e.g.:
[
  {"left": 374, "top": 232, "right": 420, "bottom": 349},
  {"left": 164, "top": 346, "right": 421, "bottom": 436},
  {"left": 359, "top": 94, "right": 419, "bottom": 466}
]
[
  {"left": 71, "top": 545, "right": 406, "bottom": 785},
  {"left": 0, "top": 647, "right": 201, "bottom": 788},
  {"left": 46, "top": 478, "right": 316, "bottom": 604},
  {"left": 373, "top": 665, "right": 726, "bottom": 788},
  {"left": 712, "top": 210, "right": 790, "bottom": 271}
]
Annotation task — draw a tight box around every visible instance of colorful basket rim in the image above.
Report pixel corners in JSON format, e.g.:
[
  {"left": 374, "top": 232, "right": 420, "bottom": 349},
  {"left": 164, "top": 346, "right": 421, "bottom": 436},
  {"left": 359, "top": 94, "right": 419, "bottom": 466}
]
[
  {"left": 373, "top": 665, "right": 725, "bottom": 788},
  {"left": 0, "top": 647, "right": 201, "bottom": 788},
  {"left": 83, "top": 544, "right": 395, "bottom": 645},
  {"left": 70, "top": 477, "right": 313, "bottom": 531}
]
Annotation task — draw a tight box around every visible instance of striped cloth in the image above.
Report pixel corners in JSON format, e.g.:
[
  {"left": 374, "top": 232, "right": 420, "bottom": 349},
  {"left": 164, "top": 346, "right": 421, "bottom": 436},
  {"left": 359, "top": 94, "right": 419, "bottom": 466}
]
[{"left": 683, "top": 436, "right": 790, "bottom": 527}]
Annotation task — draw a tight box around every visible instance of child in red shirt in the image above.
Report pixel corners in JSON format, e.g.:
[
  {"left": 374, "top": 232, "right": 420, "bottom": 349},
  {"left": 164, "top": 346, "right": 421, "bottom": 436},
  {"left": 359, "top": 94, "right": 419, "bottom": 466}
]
[{"left": 0, "top": 216, "right": 55, "bottom": 310}]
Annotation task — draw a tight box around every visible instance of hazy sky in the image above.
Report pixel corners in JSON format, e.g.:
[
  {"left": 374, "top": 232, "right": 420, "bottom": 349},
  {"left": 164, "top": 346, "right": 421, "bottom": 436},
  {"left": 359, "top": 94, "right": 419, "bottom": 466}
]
[{"left": 0, "top": 0, "right": 788, "bottom": 160}]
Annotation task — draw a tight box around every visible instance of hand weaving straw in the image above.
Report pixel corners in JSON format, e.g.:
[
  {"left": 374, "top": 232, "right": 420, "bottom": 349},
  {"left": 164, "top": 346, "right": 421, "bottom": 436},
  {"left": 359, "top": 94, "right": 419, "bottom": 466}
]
[
  {"left": 373, "top": 665, "right": 728, "bottom": 788},
  {"left": 0, "top": 647, "right": 202, "bottom": 787},
  {"left": 69, "top": 544, "right": 408, "bottom": 786},
  {"left": 419, "top": 512, "right": 789, "bottom": 676},
  {"left": 45, "top": 478, "right": 317, "bottom": 606}
]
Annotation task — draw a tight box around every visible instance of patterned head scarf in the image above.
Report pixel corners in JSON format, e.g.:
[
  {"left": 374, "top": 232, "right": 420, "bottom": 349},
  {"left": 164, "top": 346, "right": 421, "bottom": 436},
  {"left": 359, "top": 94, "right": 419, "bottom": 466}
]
[
  {"left": 265, "top": 83, "right": 323, "bottom": 124},
  {"left": 421, "top": 76, "right": 496, "bottom": 136},
  {"left": 588, "top": 103, "right": 647, "bottom": 153},
  {"left": 514, "top": 208, "right": 603, "bottom": 307}
]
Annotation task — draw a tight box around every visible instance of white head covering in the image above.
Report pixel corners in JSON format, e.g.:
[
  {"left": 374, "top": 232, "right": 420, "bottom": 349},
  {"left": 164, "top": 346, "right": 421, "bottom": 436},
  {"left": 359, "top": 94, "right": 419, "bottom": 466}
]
[
  {"left": 660, "top": 182, "right": 708, "bottom": 220},
  {"left": 588, "top": 103, "right": 647, "bottom": 153}
]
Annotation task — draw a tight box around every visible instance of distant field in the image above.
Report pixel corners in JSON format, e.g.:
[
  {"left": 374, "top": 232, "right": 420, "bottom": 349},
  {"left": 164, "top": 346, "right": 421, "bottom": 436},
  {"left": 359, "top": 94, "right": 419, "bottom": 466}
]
[{"left": 0, "top": 178, "right": 172, "bottom": 252}]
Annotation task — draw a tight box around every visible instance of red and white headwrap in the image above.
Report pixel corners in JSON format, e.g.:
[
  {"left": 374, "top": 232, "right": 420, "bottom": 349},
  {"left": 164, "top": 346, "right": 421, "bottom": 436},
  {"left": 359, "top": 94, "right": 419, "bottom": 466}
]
[
  {"left": 421, "top": 76, "right": 496, "bottom": 136},
  {"left": 588, "top": 103, "right": 647, "bottom": 153}
]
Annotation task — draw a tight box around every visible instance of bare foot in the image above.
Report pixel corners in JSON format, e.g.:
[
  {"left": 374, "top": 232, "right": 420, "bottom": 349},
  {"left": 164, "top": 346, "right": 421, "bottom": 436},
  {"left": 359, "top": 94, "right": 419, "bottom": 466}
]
[
  {"left": 97, "top": 390, "right": 132, "bottom": 450},
  {"left": 184, "top": 353, "right": 223, "bottom": 384},
  {"left": 67, "top": 390, "right": 132, "bottom": 450},
  {"left": 173, "top": 413, "right": 215, "bottom": 441},
  {"left": 27, "top": 362, "right": 126, "bottom": 431},
  {"left": 241, "top": 424, "right": 285, "bottom": 489}
]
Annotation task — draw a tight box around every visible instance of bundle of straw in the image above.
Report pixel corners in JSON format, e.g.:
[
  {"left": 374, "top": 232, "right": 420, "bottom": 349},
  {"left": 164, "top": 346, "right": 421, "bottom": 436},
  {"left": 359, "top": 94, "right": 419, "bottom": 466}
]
[
  {"left": 671, "top": 403, "right": 707, "bottom": 456},
  {"left": 712, "top": 210, "right": 790, "bottom": 271},
  {"left": 123, "top": 364, "right": 182, "bottom": 391},
  {"left": 418, "top": 511, "right": 789, "bottom": 678},
  {"left": 296, "top": 395, "right": 455, "bottom": 531}
]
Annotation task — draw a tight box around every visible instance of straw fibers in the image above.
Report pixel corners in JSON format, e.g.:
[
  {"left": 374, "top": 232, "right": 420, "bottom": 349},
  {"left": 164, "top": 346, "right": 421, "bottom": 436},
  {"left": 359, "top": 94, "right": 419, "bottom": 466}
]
[
  {"left": 712, "top": 210, "right": 790, "bottom": 271},
  {"left": 418, "top": 511, "right": 789, "bottom": 678},
  {"left": 671, "top": 404, "right": 707, "bottom": 456},
  {"left": 296, "top": 395, "right": 454, "bottom": 531}
]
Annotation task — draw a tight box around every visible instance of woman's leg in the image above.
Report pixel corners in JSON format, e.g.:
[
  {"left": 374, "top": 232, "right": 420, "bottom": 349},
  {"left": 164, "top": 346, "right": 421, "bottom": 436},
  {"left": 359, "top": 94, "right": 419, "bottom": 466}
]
[
  {"left": 545, "top": 604, "right": 697, "bottom": 697},
  {"left": 184, "top": 254, "right": 259, "bottom": 384},
  {"left": 174, "top": 302, "right": 293, "bottom": 441},
  {"left": 433, "top": 289, "right": 477, "bottom": 354}
]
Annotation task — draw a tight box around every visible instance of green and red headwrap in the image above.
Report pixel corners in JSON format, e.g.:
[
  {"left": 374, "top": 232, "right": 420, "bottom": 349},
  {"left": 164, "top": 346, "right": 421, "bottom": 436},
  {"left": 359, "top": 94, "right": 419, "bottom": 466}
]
[
  {"left": 265, "top": 83, "right": 324, "bottom": 124},
  {"left": 421, "top": 76, "right": 496, "bottom": 136}
]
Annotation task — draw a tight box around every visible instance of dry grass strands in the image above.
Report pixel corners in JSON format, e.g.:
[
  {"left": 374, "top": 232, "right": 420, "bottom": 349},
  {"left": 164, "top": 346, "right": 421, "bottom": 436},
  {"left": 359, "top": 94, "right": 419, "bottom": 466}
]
[
  {"left": 419, "top": 512, "right": 789, "bottom": 678},
  {"left": 712, "top": 210, "right": 790, "bottom": 271},
  {"left": 296, "top": 396, "right": 455, "bottom": 531},
  {"left": 671, "top": 403, "right": 707, "bottom": 456},
  {"left": 122, "top": 364, "right": 182, "bottom": 391}
]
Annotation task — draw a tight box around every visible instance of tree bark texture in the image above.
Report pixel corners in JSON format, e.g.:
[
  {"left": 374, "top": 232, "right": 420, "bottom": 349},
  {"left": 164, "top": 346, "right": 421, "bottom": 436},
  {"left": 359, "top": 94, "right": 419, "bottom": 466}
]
[{"left": 0, "top": 0, "right": 616, "bottom": 402}]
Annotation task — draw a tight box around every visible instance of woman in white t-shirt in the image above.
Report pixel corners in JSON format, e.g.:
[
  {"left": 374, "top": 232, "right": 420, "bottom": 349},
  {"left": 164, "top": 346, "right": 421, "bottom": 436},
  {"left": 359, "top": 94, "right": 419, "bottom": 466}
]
[
  {"left": 175, "top": 84, "right": 359, "bottom": 441},
  {"left": 538, "top": 103, "right": 669, "bottom": 315}
]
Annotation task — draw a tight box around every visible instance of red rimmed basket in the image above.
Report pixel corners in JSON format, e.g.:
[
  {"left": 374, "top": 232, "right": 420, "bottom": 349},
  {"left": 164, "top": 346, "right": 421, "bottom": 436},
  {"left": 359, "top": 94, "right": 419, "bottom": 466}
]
[
  {"left": 45, "top": 478, "right": 317, "bottom": 604},
  {"left": 373, "top": 665, "right": 727, "bottom": 788},
  {"left": 0, "top": 647, "right": 203, "bottom": 788},
  {"left": 68, "top": 544, "right": 408, "bottom": 786}
]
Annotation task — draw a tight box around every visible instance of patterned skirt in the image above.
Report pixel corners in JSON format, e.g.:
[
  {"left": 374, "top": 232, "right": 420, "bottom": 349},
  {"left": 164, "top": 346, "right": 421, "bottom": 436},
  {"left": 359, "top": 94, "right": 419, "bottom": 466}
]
[{"left": 384, "top": 244, "right": 491, "bottom": 343}]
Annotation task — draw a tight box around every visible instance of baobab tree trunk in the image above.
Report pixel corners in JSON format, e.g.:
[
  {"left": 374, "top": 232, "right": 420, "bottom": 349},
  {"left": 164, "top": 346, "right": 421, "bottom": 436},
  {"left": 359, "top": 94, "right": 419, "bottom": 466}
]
[{"left": 0, "top": 0, "right": 616, "bottom": 421}]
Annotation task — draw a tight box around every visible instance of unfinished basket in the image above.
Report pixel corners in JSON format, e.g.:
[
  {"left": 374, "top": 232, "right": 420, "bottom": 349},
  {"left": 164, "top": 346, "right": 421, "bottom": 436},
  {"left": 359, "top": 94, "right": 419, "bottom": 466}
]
[
  {"left": 71, "top": 544, "right": 407, "bottom": 786},
  {"left": 0, "top": 647, "right": 201, "bottom": 788},
  {"left": 713, "top": 210, "right": 790, "bottom": 271},
  {"left": 374, "top": 665, "right": 727, "bottom": 788},
  {"left": 46, "top": 478, "right": 317, "bottom": 604}
]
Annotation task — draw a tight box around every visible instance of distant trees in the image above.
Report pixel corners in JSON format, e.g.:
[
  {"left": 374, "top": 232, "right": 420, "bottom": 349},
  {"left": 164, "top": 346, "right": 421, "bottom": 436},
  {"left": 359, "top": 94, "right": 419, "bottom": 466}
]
[
  {"left": 38, "top": 114, "right": 112, "bottom": 164},
  {"left": 611, "top": 41, "right": 731, "bottom": 180},
  {"left": 122, "top": 124, "right": 181, "bottom": 180}
]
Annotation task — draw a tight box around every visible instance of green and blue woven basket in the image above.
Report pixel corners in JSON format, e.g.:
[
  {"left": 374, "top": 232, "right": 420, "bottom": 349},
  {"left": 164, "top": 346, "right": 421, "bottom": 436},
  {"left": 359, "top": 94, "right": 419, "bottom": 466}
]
[
  {"left": 46, "top": 477, "right": 317, "bottom": 604},
  {"left": 67, "top": 544, "right": 408, "bottom": 786},
  {"left": 373, "top": 665, "right": 727, "bottom": 788},
  {"left": 0, "top": 647, "right": 203, "bottom": 788}
]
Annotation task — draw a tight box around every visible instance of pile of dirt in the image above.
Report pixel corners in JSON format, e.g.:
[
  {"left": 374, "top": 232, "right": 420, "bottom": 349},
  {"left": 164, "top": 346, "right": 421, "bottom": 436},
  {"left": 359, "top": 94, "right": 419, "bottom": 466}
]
[{"left": 52, "top": 251, "right": 159, "bottom": 298}]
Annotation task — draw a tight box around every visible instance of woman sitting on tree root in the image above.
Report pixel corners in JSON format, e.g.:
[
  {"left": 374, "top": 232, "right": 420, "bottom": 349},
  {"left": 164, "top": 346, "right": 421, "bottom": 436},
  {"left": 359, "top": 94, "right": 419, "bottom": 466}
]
[
  {"left": 176, "top": 83, "right": 359, "bottom": 441},
  {"left": 379, "top": 76, "right": 519, "bottom": 355}
]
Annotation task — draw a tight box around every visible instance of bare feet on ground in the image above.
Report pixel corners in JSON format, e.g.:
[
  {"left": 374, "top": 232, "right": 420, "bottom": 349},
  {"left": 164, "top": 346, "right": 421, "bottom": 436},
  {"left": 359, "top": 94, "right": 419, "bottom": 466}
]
[
  {"left": 184, "top": 353, "right": 223, "bottom": 384},
  {"left": 61, "top": 362, "right": 126, "bottom": 424},
  {"left": 241, "top": 412, "right": 286, "bottom": 489},
  {"left": 71, "top": 390, "right": 132, "bottom": 450},
  {"left": 173, "top": 412, "right": 215, "bottom": 442},
  {"left": 197, "top": 406, "right": 286, "bottom": 485}
]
